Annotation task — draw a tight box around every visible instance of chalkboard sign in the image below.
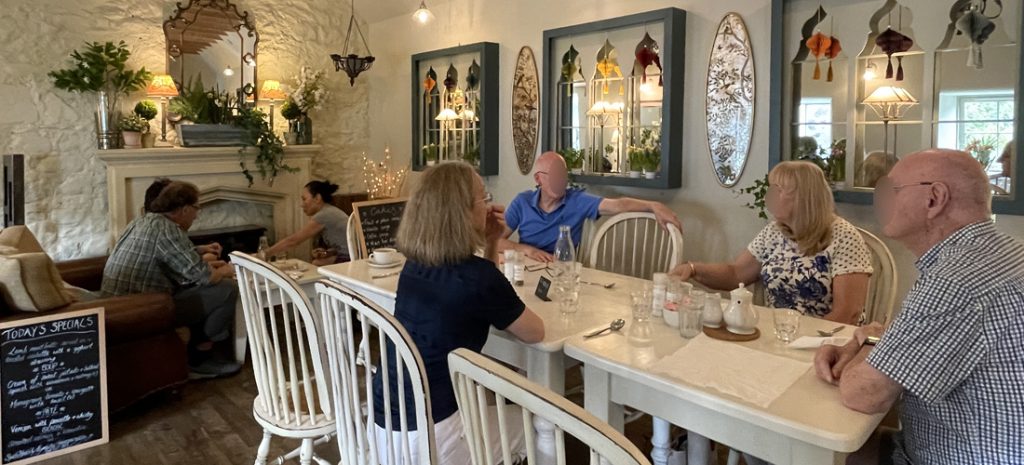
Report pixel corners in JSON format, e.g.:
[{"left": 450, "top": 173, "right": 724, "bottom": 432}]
[
  {"left": 1, "top": 308, "right": 108, "bottom": 465},
  {"left": 352, "top": 198, "right": 407, "bottom": 257}
]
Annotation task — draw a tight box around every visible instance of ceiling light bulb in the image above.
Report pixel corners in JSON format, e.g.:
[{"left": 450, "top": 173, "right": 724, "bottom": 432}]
[
  {"left": 223, "top": 66, "right": 235, "bottom": 77},
  {"left": 412, "top": 1, "right": 434, "bottom": 24},
  {"left": 863, "top": 63, "right": 877, "bottom": 81}
]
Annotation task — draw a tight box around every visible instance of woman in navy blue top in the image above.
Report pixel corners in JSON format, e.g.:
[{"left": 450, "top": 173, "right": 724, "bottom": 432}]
[{"left": 372, "top": 161, "right": 544, "bottom": 464}]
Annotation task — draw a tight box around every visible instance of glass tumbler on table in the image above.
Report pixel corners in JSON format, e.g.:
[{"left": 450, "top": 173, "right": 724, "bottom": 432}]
[
  {"left": 773, "top": 309, "right": 802, "bottom": 343},
  {"left": 630, "top": 286, "right": 653, "bottom": 323},
  {"left": 557, "top": 262, "right": 582, "bottom": 315},
  {"left": 679, "top": 289, "right": 706, "bottom": 339}
]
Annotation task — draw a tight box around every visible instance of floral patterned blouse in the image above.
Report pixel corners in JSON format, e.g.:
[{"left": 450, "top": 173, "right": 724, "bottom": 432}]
[{"left": 747, "top": 217, "right": 873, "bottom": 318}]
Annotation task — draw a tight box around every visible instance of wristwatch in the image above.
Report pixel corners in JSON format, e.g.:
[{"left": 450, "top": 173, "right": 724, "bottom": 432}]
[{"left": 861, "top": 335, "right": 881, "bottom": 346}]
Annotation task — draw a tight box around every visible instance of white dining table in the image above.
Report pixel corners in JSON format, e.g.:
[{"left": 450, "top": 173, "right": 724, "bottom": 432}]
[
  {"left": 318, "top": 257, "right": 650, "bottom": 465},
  {"left": 564, "top": 308, "right": 886, "bottom": 465}
]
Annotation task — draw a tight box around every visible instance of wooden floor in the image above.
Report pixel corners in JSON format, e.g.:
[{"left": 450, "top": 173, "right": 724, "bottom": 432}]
[{"left": 36, "top": 362, "right": 731, "bottom": 465}]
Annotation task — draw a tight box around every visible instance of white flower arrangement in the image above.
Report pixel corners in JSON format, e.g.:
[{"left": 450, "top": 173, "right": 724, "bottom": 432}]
[{"left": 289, "top": 66, "right": 329, "bottom": 113}]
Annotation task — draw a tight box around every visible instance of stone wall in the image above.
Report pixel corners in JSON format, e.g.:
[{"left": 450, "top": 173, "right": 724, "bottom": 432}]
[{"left": 0, "top": 0, "right": 370, "bottom": 259}]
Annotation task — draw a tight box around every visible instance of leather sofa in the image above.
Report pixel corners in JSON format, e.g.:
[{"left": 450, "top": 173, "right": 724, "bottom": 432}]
[{"left": 0, "top": 256, "right": 190, "bottom": 413}]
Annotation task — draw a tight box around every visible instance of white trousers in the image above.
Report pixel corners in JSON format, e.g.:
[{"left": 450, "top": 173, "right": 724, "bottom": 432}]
[{"left": 373, "top": 405, "right": 526, "bottom": 465}]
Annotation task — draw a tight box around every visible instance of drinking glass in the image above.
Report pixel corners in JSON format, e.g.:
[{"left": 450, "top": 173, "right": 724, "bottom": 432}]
[
  {"left": 773, "top": 309, "right": 802, "bottom": 343},
  {"left": 558, "top": 262, "right": 581, "bottom": 315},
  {"left": 630, "top": 287, "right": 652, "bottom": 323},
  {"left": 679, "top": 290, "right": 706, "bottom": 339}
]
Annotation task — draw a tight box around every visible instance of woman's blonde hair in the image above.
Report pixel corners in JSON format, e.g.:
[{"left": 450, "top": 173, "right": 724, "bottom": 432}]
[
  {"left": 769, "top": 161, "right": 835, "bottom": 256},
  {"left": 396, "top": 162, "right": 484, "bottom": 267}
]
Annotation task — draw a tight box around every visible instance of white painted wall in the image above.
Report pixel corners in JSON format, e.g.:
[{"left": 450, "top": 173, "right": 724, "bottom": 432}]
[
  {"left": 0, "top": 0, "right": 369, "bottom": 259},
  {"left": 368, "top": 0, "right": 1024, "bottom": 305}
]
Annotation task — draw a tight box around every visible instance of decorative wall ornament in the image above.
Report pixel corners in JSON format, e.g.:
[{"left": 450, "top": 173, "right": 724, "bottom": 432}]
[
  {"left": 412, "top": 42, "right": 499, "bottom": 174},
  {"left": 512, "top": 46, "right": 540, "bottom": 175},
  {"left": 705, "top": 12, "right": 755, "bottom": 187}
]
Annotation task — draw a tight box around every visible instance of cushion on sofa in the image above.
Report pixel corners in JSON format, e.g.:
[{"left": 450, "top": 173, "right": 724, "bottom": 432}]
[{"left": 0, "top": 226, "right": 72, "bottom": 312}]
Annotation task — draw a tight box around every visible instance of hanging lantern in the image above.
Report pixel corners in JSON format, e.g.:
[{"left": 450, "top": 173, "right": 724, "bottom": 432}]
[
  {"left": 875, "top": 27, "right": 914, "bottom": 81},
  {"left": 633, "top": 32, "right": 663, "bottom": 86},
  {"left": 955, "top": 5, "right": 996, "bottom": 69},
  {"left": 443, "top": 64, "right": 459, "bottom": 91},
  {"left": 825, "top": 36, "right": 842, "bottom": 82},
  {"left": 330, "top": 0, "right": 375, "bottom": 85},
  {"left": 466, "top": 60, "right": 480, "bottom": 91},
  {"left": 559, "top": 45, "right": 584, "bottom": 96},
  {"left": 423, "top": 66, "right": 437, "bottom": 94},
  {"left": 594, "top": 39, "right": 624, "bottom": 95},
  {"left": 806, "top": 31, "right": 832, "bottom": 80}
]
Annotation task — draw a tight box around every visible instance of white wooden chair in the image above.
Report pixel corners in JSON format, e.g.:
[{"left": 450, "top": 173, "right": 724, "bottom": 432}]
[
  {"left": 576, "top": 217, "right": 598, "bottom": 265},
  {"left": 588, "top": 212, "right": 683, "bottom": 280},
  {"left": 857, "top": 227, "right": 898, "bottom": 325},
  {"left": 347, "top": 213, "right": 365, "bottom": 260},
  {"left": 317, "top": 279, "right": 437, "bottom": 465},
  {"left": 448, "top": 348, "right": 651, "bottom": 465},
  {"left": 230, "top": 251, "right": 334, "bottom": 465}
]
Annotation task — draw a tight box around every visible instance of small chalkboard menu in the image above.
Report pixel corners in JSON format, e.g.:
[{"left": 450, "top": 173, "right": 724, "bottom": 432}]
[
  {"left": 1, "top": 308, "right": 108, "bottom": 465},
  {"left": 352, "top": 198, "right": 408, "bottom": 256}
]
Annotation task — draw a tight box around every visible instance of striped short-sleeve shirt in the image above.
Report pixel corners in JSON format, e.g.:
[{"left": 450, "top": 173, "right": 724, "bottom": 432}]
[{"left": 866, "top": 221, "right": 1024, "bottom": 465}]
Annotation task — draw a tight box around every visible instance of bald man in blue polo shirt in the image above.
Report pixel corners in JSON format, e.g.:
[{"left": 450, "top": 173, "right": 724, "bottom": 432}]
[{"left": 500, "top": 151, "right": 682, "bottom": 262}]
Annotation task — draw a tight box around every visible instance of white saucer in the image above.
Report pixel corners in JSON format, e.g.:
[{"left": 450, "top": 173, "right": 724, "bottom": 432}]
[{"left": 367, "top": 260, "right": 403, "bottom": 269}]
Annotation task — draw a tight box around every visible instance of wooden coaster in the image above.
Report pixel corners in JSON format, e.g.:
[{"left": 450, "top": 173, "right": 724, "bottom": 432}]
[{"left": 703, "top": 325, "right": 760, "bottom": 342}]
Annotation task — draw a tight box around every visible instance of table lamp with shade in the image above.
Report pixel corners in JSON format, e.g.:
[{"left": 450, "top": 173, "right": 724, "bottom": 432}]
[
  {"left": 862, "top": 85, "right": 918, "bottom": 163},
  {"left": 258, "top": 80, "right": 288, "bottom": 131},
  {"left": 146, "top": 75, "right": 179, "bottom": 144}
]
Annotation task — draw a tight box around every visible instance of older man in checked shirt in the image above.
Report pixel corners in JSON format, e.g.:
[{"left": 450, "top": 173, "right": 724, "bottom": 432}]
[{"left": 815, "top": 149, "right": 1024, "bottom": 465}]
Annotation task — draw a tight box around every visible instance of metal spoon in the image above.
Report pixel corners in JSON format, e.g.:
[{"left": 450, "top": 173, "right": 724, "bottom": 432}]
[
  {"left": 817, "top": 326, "right": 846, "bottom": 337},
  {"left": 581, "top": 280, "right": 616, "bottom": 289},
  {"left": 584, "top": 319, "right": 626, "bottom": 338}
]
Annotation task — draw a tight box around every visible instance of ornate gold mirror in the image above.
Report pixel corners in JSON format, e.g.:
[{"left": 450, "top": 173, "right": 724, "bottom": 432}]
[{"left": 164, "top": 0, "right": 259, "bottom": 97}]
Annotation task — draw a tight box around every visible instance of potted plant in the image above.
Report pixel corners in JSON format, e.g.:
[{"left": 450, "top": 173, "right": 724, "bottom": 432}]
[
  {"left": 559, "top": 147, "right": 584, "bottom": 174},
  {"left": 463, "top": 144, "right": 481, "bottom": 167},
  {"left": 280, "top": 99, "right": 302, "bottom": 145},
  {"left": 965, "top": 136, "right": 997, "bottom": 170},
  {"left": 642, "top": 148, "right": 661, "bottom": 179},
  {"left": 422, "top": 143, "right": 439, "bottom": 166},
  {"left": 288, "top": 67, "right": 329, "bottom": 145},
  {"left": 233, "top": 106, "right": 297, "bottom": 186},
  {"left": 48, "top": 41, "right": 152, "bottom": 149},
  {"left": 118, "top": 114, "right": 148, "bottom": 148},
  {"left": 627, "top": 147, "right": 644, "bottom": 178},
  {"left": 168, "top": 76, "right": 249, "bottom": 146},
  {"left": 735, "top": 174, "right": 770, "bottom": 220},
  {"left": 134, "top": 100, "right": 158, "bottom": 148}
]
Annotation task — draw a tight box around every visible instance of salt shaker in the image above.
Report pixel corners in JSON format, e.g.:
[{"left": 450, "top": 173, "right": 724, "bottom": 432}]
[
  {"left": 503, "top": 250, "right": 516, "bottom": 284},
  {"left": 512, "top": 251, "right": 525, "bottom": 286}
]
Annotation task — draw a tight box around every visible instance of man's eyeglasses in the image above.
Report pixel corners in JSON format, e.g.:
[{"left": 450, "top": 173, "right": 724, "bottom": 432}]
[
  {"left": 536, "top": 171, "right": 568, "bottom": 181},
  {"left": 875, "top": 180, "right": 936, "bottom": 199}
]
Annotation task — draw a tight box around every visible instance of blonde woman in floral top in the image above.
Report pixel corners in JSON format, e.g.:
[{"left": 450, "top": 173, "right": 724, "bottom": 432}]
[{"left": 671, "top": 161, "right": 873, "bottom": 324}]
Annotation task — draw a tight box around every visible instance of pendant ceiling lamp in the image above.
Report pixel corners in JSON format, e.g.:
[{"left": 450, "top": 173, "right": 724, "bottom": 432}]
[
  {"left": 330, "top": 0, "right": 375, "bottom": 86},
  {"left": 412, "top": 0, "right": 435, "bottom": 24}
]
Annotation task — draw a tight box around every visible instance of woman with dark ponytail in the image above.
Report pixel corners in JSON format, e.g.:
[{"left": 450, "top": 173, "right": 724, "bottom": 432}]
[{"left": 264, "top": 179, "right": 350, "bottom": 264}]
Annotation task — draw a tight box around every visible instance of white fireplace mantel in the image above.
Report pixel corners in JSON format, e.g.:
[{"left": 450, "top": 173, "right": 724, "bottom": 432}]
[{"left": 97, "top": 145, "right": 318, "bottom": 257}]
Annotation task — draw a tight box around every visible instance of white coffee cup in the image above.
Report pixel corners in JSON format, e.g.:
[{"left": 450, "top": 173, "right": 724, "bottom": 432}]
[{"left": 370, "top": 248, "right": 398, "bottom": 264}]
